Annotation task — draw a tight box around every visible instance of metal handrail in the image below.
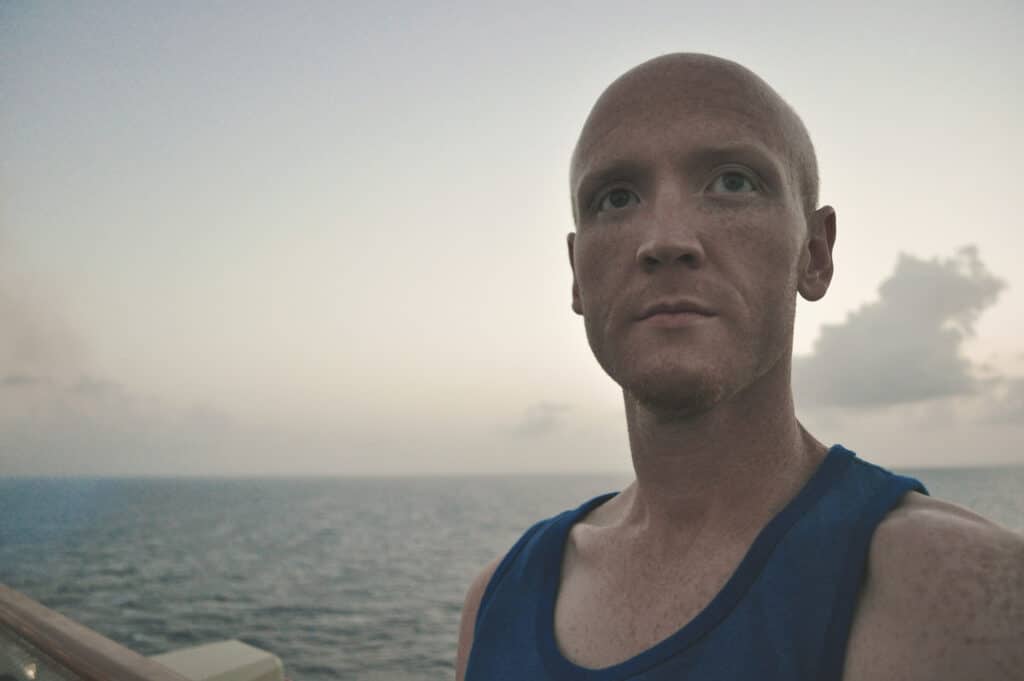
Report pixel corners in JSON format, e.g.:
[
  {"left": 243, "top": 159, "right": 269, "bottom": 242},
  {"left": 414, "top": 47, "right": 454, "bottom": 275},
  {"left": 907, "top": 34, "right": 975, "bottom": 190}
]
[{"left": 0, "top": 584, "right": 191, "bottom": 681}]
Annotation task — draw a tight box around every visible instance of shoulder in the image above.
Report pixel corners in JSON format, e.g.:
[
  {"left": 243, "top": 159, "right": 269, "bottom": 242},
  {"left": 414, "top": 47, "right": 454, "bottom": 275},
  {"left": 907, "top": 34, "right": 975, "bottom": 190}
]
[
  {"left": 453, "top": 513, "right": 560, "bottom": 680},
  {"left": 453, "top": 502, "right": 602, "bottom": 679},
  {"left": 455, "top": 556, "right": 502, "bottom": 681},
  {"left": 870, "top": 492, "right": 1024, "bottom": 604},
  {"left": 844, "top": 491, "right": 1024, "bottom": 680}
]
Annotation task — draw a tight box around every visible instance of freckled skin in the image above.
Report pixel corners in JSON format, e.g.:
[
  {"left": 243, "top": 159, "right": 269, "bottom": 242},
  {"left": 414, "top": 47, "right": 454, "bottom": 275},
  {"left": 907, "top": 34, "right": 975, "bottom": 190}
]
[
  {"left": 567, "top": 64, "right": 816, "bottom": 416},
  {"left": 454, "top": 53, "right": 1024, "bottom": 681},
  {"left": 842, "top": 492, "right": 1024, "bottom": 680}
]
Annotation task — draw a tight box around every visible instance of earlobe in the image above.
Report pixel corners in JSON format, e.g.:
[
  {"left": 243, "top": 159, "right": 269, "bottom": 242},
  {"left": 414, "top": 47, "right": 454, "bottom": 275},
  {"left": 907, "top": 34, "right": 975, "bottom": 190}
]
[
  {"left": 568, "top": 232, "right": 583, "bottom": 315},
  {"left": 798, "top": 207, "right": 836, "bottom": 302}
]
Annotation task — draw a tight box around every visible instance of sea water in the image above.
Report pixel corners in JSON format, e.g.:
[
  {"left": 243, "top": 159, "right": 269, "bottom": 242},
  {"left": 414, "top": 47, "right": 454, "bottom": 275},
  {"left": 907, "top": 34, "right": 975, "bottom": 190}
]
[{"left": 1, "top": 465, "right": 1022, "bottom": 680}]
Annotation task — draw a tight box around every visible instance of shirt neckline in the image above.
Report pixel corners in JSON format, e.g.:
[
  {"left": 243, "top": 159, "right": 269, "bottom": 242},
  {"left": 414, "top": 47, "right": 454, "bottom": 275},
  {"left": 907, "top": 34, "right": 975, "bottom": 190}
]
[{"left": 536, "top": 444, "right": 855, "bottom": 681}]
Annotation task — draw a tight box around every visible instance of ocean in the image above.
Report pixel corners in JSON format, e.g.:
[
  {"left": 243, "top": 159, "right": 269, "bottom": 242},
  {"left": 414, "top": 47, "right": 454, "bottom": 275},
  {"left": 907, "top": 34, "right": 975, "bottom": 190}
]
[{"left": 1, "top": 464, "right": 1022, "bottom": 680}]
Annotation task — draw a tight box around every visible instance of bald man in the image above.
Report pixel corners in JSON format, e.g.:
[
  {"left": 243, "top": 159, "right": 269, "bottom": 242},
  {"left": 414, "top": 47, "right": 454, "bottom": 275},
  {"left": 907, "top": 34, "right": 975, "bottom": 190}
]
[{"left": 455, "top": 54, "right": 1024, "bottom": 680}]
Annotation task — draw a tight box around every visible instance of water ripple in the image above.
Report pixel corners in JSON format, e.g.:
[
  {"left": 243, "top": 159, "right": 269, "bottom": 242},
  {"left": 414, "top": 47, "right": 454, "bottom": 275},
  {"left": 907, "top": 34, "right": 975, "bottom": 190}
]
[{"left": 2, "top": 469, "right": 1019, "bottom": 679}]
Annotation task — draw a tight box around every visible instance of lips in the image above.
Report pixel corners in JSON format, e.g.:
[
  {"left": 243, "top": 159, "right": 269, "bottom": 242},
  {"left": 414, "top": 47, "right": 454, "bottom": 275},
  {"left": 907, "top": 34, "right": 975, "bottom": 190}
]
[{"left": 637, "top": 299, "right": 715, "bottom": 320}]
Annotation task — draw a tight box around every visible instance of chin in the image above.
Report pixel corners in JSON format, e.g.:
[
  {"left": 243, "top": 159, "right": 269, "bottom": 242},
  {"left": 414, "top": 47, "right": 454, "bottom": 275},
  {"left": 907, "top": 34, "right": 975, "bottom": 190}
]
[{"left": 619, "top": 363, "right": 734, "bottom": 417}]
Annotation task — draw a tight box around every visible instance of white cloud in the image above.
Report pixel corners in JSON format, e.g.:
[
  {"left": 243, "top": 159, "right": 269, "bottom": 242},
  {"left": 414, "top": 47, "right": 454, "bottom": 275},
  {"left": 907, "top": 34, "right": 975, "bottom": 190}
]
[
  {"left": 794, "top": 246, "right": 1005, "bottom": 408},
  {"left": 793, "top": 246, "right": 1023, "bottom": 467},
  {"left": 507, "top": 401, "right": 572, "bottom": 438}
]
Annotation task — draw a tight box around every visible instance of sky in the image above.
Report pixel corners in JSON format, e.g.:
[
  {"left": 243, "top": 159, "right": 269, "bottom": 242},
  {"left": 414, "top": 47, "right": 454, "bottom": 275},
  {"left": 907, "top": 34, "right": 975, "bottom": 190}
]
[{"left": 2, "top": 1, "right": 1022, "bottom": 476}]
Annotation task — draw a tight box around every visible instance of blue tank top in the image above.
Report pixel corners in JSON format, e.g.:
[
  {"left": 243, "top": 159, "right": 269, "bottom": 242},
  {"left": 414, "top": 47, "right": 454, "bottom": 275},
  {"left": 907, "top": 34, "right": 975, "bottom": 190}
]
[{"left": 465, "top": 444, "right": 928, "bottom": 681}]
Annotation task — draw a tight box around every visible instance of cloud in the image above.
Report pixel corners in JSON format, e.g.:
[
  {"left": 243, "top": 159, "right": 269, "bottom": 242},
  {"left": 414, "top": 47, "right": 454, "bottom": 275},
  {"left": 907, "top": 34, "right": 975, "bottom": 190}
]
[
  {"left": 792, "top": 245, "right": 1024, "bottom": 466},
  {"left": 508, "top": 401, "right": 572, "bottom": 438},
  {"left": 3, "top": 234, "right": 1019, "bottom": 474},
  {"left": 794, "top": 246, "right": 1005, "bottom": 408},
  {"left": 1, "top": 373, "right": 40, "bottom": 387},
  {"left": 0, "top": 245, "right": 216, "bottom": 475},
  {"left": 69, "top": 376, "right": 124, "bottom": 399},
  {"left": 0, "top": 243, "right": 478, "bottom": 475},
  {"left": 0, "top": 245, "right": 462, "bottom": 475},
  {"left": 0, "top": 260, "right": 86, "bottom": 382},
  {"left": 979, "top": 377, "right": 1024, "bottom": 426}
]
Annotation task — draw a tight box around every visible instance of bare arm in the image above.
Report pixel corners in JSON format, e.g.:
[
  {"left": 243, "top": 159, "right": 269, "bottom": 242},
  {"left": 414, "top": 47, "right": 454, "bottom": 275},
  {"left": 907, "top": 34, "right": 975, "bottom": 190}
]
[
  {"left": 844, "top": 493, "right": 1024, "bottom": 681},
  {"left": 455, "top": 557, "right": 501, "bottom": 681}
]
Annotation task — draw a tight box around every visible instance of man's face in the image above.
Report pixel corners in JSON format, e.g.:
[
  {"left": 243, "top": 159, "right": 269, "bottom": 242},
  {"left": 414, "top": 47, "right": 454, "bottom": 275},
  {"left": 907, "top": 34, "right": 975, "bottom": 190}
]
[{"left": 568, "top": 64, "right": 833, "bottom": 414}]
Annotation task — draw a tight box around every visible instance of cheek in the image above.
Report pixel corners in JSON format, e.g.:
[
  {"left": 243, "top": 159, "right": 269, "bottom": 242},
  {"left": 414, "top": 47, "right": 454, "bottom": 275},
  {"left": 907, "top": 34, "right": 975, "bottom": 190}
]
[
  {"left": 574, "top": 234, "right": 636, "bottom": 364},
  {"left": 716, "top": 213, "right": 802, "bottom": 297},
  {"left": 574, "top": 233, "right": 631, "bottom": 308}
]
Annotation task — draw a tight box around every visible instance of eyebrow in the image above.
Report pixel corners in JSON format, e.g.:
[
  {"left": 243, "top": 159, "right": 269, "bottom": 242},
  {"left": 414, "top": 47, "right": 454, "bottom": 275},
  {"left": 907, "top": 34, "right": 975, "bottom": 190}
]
[{"left": 572, "top": 142, "right": 785, "bottom": 208}]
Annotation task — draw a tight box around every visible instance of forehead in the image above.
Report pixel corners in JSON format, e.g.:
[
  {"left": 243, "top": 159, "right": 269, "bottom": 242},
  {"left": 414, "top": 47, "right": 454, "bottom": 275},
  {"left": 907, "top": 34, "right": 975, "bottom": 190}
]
[{"left": 570, "top": 66, "right": 791, "bottom": 190}]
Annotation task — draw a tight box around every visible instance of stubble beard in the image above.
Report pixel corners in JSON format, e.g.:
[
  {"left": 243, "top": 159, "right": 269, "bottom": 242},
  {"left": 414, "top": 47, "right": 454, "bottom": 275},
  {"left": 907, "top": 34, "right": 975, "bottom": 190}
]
[
  {"left": 618, "top": 353, "right": 745, "bottom": 420},
  {"left": 590, "top": 300, "right": 797, "bottom": 423},
  {"left": 586, "top": 321, "right": 741, "bottom": 420}
]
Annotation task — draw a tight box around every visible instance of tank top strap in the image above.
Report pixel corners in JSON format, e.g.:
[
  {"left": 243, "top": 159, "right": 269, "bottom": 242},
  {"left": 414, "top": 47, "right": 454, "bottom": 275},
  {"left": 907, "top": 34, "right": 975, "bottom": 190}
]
[
  {"left": 466, "top": 446, "right": 928, "bottom": 681},
  {"left": 817, "top": 462, "right": 928, "bottom": 678}
]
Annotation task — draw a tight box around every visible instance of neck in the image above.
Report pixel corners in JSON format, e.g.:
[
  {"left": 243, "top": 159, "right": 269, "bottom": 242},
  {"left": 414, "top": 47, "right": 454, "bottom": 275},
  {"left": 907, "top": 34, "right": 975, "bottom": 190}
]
[{"left": 614, "top": 356, "right": 827, "bottom": 548}]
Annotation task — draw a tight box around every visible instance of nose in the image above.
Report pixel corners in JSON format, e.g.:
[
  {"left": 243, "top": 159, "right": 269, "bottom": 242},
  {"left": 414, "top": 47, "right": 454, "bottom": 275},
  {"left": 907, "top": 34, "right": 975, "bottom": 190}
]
[{"left": 635, "top": 216, "right": 706, "bottom": 271}]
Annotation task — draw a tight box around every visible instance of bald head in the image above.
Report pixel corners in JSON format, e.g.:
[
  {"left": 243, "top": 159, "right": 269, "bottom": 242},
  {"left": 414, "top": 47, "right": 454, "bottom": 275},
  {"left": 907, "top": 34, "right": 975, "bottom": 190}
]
[{"left": 570, "top": 53, "right": 819, "bottom": 221}]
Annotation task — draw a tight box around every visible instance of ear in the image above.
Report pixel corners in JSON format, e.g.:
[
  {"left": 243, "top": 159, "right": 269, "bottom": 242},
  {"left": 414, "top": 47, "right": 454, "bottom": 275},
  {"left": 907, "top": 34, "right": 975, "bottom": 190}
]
[
  {"left": 797, "top": 206, "right": 836, "bottom": 302},
  {"left": 567, "top": 232, "right": 582, "bottom": 315}
]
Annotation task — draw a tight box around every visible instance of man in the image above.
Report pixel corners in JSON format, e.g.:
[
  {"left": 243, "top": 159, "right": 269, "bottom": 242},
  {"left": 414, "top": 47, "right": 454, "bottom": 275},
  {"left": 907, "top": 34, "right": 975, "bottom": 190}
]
[{"left": 455, "top": 53, "right": 1023, "bottom": 680}]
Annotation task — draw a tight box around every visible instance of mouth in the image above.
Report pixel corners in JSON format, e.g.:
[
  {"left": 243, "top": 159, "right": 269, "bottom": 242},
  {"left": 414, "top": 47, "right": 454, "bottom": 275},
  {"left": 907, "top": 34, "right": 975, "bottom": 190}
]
[{"left": 637, "top": 299, "right": 716, "bottom": 321}]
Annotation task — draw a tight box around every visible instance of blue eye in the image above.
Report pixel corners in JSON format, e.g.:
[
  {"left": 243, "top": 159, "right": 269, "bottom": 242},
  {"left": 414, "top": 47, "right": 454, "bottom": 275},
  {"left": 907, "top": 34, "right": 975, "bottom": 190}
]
[
  {"left": 597, "top": 188, "right": 639, "bottom": 212},
  {"left": 709, "top": 171, "right": 757, "bottom": 193}
]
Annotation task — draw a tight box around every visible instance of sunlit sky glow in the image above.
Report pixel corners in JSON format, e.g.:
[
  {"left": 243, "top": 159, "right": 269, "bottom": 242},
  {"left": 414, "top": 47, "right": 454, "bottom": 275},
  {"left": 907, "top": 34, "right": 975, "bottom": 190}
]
[{"left": 2, "top": 1, "right": 1022, "bottom": 475}]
